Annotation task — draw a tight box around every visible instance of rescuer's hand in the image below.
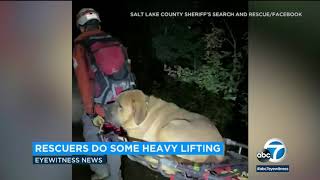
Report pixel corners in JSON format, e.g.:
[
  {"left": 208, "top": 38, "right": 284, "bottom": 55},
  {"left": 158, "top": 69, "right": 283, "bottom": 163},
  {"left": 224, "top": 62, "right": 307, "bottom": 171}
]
[{"left": 92, "top": 115, "right": 105, "bottom": 128}]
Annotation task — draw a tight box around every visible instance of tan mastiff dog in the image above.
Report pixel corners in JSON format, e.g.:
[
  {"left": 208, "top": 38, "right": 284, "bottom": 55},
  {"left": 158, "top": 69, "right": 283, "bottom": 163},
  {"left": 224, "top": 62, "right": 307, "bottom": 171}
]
[{"left": 109, "top": 90, "right": 225, "bottom": 164}]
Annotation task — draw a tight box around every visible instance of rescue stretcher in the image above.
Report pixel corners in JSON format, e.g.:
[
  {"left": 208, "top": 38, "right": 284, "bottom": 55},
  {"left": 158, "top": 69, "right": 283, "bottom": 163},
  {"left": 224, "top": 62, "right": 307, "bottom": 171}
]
[{"left": 99, "top": 123, "right": 248, "bottom": 180}]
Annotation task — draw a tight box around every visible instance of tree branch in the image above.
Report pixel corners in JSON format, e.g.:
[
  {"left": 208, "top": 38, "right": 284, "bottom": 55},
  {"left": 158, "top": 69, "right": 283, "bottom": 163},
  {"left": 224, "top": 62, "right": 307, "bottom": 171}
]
[{"left": 223, "top": 20, "right": 237, "bottom": 58}]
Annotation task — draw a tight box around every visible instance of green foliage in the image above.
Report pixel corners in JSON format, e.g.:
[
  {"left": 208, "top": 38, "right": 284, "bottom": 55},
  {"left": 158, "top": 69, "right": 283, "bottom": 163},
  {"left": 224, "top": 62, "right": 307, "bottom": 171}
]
[
  {"left": 152, "top": 20, "right": 204, "bottom": 67},
  {"left": 151, "top": 20, "right": 248, "bottom": 138},
  {"left": 151, "top": 78, "right": 234, "bottom": 131},
  {"left": 157, "top": 25, "right": 245, "bottom": 101}
]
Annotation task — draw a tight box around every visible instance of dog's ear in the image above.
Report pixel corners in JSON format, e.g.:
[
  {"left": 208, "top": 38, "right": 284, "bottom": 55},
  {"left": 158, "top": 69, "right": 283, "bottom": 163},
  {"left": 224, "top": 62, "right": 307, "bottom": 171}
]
[{"left": 131, "top": 92, "right": 148, "bottom": 126}]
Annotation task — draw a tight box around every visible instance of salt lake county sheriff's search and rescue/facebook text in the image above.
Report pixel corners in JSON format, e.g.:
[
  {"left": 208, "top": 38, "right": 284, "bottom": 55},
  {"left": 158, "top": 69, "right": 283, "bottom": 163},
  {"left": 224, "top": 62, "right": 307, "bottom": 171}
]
[{"left": 130, "top": 11, "right": 302, "bottom": 17}]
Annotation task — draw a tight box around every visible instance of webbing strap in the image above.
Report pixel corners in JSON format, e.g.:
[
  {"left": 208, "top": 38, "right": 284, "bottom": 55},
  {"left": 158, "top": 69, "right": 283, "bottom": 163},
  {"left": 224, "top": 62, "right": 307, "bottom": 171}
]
[
  {"left": 125, "top": 136, "right": 147, "bottom": 142},
  {"left": 170, "top": 175, "right": 175, "bottom": 180}
]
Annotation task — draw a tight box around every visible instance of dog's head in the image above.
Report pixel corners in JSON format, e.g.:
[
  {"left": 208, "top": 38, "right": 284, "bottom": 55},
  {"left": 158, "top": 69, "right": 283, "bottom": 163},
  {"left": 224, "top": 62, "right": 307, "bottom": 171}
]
[{"left": 110, "top": 90, "right": 149, "bottom": 128}]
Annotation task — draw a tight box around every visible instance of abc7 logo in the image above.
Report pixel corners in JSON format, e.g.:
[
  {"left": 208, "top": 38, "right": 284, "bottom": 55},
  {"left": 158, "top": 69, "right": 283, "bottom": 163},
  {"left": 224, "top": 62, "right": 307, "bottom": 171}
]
[{"left": 257, "top": 138, "right": 287, "bottom": 163}]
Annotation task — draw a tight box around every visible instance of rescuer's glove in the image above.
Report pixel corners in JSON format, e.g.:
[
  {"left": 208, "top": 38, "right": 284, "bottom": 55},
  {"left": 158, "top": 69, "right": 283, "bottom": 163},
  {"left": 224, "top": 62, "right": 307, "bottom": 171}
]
[{"left": 92, "top": 115, "right": 105, "bottom": 128}]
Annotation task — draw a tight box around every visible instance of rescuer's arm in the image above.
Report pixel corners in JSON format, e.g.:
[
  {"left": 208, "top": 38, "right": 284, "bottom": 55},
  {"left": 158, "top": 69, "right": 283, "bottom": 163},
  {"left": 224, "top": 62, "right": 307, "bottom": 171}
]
[{"left": 73, "top": 44, "right": 95, "bottom": 115}]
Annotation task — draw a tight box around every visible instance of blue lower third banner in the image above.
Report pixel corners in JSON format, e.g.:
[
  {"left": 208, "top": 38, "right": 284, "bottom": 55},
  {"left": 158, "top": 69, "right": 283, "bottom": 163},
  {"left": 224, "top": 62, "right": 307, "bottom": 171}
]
[
  {"left": 32, "top": 142, "right": 224, "bottom": 156},
  {"left": 256, "top": 165, "right": 290, "bottom": 172},
  {"left": 33, "top": 156, "right": 107, "bottom": 164}
]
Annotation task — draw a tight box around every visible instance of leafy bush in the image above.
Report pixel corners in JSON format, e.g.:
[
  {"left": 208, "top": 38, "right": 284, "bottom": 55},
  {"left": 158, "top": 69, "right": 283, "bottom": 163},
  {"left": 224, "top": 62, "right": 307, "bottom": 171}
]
[
  {"left": 152, "top": 20, "right": 247, "bottom": 139},
  {"left": 157, "top": 24, "right": 246, "bottom": 101}
]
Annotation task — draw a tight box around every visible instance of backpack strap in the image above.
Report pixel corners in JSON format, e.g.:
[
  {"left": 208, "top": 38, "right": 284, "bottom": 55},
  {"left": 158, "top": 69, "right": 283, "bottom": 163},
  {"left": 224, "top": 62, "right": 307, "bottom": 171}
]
[{"left": 120, "top": 44, "right": 129, "bottom": 61}]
